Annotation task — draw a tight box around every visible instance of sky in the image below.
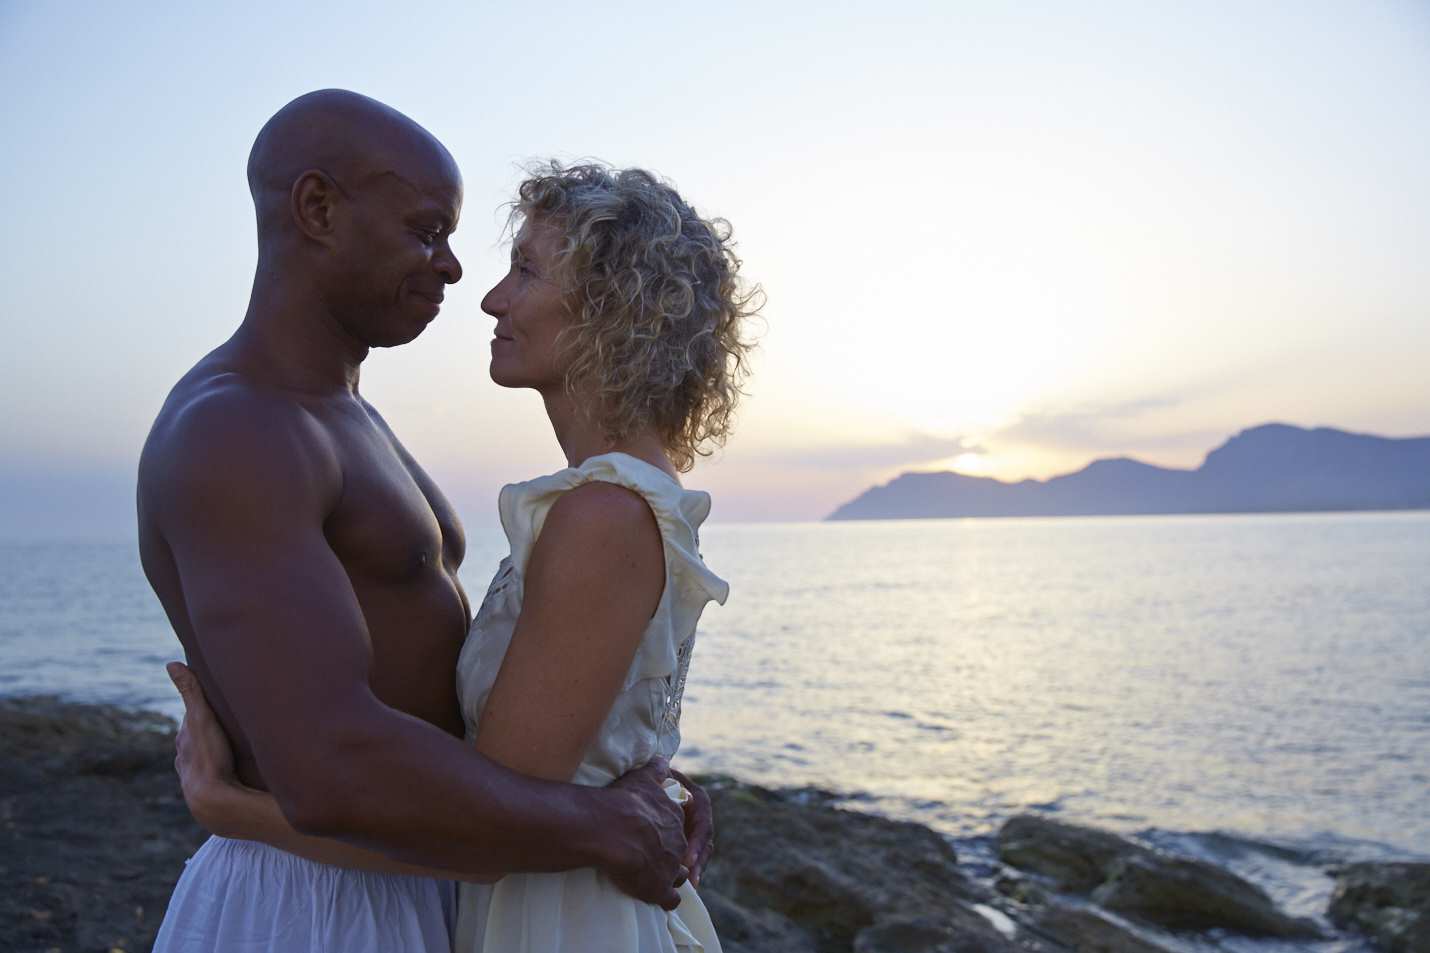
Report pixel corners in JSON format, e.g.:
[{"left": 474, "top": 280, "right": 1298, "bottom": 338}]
[{"left": 2, "top": 1, "right": 1428, "bottom": 536}]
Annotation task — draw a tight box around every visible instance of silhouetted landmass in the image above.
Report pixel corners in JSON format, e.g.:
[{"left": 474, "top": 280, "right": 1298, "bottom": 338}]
[{"left": 827, "top": 423, "right": 1430, "bottom": 521}]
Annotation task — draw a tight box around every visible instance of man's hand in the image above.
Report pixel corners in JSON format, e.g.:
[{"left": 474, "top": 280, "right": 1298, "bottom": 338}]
[
  {"left": 670, "top": 768, "right": 714, "bottom": 887},
  {"left": 602, "top": 758, "right": 688, "bottom": 910}
]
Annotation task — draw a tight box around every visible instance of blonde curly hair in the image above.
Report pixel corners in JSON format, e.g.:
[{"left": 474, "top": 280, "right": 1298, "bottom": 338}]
[{"left": 510, "top": 162, "right": 761, "bottom": 472}]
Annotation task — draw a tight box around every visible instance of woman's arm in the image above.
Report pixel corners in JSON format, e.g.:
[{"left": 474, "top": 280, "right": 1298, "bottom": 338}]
[
  {"left": 475, "top": 482, "right": 718, "bottom": 882},
  {"left": 472, "top": 482, "right": 665, "bottom": 783},
  {"left": 167, "top": 662, "right": 499, "bottom": 882}
]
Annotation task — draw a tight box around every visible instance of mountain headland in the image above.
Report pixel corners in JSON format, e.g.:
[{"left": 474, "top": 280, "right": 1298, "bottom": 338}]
[{"left": 828, "top": 423, "right": 1430, "bottom": 521}]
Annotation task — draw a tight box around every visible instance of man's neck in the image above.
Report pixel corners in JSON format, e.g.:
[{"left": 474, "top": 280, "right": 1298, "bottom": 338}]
[{"left": 234, "top": 270, "right": 367, "bottom": 395}]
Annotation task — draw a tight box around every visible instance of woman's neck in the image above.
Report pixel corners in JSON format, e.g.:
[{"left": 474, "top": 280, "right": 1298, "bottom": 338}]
[{"left": 541, "top": 388, "right": 678, "bottom": 480}]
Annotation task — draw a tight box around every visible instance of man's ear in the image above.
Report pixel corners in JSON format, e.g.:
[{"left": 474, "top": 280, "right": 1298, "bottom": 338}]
[{"left": 290, "top": 169, "right": 343, "bottom": 244}]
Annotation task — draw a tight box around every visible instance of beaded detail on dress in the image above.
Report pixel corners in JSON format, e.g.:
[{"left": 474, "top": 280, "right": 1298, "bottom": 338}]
[{"left": 659, "top": 634, "right": 696, "bottom": 739}]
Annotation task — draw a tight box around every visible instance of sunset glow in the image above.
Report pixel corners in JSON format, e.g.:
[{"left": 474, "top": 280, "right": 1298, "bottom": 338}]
[{"left": 2, "top": 2, "right": 1428, "bottom": 533}]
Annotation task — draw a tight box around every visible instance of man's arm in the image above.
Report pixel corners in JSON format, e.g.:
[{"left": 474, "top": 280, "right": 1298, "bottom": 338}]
[
  {"left": 167, "top": 661, "right": 497, "bottom": 882},
  {"left": 145, "top": 390, "right": 685, "bottom": 904},
  {"left": 169, "top": 655, "right": 717, "bottom": 886}
]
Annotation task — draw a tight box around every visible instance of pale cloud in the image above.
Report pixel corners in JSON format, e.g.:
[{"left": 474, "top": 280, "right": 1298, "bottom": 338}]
[
  {"left": 749, "top": 432, "right": 985, "bottom": 472},
  {"left": 994, "top": 397, "right": 1183, "bottom": 452}
]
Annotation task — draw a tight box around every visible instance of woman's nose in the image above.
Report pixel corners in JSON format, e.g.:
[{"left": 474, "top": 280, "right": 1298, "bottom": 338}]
[{"left": 481, "top": 281, "right": 506, "bottom": 317}]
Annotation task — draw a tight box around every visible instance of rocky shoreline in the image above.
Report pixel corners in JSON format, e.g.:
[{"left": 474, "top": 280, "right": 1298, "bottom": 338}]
[{"left": 2, "top": 696, "right": 1425, "bottom": 953}]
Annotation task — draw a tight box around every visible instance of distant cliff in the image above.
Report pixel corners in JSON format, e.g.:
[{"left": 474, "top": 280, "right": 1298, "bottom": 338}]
[{"left": 826, "top": 423, "right": 1430, "bottom": 521}]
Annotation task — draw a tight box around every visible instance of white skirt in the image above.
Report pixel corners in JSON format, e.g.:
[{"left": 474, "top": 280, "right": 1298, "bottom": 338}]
[
  {"left": 453, "top": 780, "right": 722, "bottom": 953},
  {"left": 456, "top": 874, "right": 720, "bottom": 953},
  {"left": 152, "top": 836, "right": 455, "bottom": 953}
]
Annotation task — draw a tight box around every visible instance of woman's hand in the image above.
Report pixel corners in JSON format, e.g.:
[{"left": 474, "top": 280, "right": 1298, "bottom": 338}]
[
  {"left": 670, "top": 767, "right": 714, "bottom": 887},
  {"left": 166, "top": 661, "right": 241, "bottom": 833}
]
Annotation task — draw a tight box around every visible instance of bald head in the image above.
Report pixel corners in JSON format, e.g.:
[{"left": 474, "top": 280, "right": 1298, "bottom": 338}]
[
  {"left": 241, "top": 90, "right": 464, "bottom": 348},
  {"left": 247, "top": 89, "right": 461, "bottom": 239}
]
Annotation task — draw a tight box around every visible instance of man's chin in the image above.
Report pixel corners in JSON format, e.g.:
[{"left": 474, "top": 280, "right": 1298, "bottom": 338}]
[{"left": 370, "top": 321, "right": 433, "bottom": 349}]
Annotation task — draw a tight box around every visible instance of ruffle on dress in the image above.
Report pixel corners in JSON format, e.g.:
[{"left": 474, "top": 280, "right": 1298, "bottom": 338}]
[{"left": 496, "top": 452, "right": 729, "bottom": 691}]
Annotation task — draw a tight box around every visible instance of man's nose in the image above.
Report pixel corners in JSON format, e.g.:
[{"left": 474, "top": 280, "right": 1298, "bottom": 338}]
[{"left": 436, "top": 244, "right": 463, "bottom": 285}]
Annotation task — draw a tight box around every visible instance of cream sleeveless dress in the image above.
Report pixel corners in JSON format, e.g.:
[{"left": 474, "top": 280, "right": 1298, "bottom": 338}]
[{"left": 453, "top": 452, "right": 728, "bottom": 953}]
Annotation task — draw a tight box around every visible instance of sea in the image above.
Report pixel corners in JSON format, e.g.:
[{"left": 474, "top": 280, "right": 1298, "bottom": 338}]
[{"left": 3, "top": 511, "right": 1428, "bottom": 950}]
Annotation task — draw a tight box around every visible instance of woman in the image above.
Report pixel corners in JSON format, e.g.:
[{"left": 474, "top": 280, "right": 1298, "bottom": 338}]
[{"left": 169, "top": 161, "right": 759, "bottom": 952}]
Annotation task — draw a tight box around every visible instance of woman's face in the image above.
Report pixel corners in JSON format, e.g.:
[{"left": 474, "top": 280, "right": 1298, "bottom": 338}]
[{"left": 482, "top": 217, "right": 569, "bottom": 392}]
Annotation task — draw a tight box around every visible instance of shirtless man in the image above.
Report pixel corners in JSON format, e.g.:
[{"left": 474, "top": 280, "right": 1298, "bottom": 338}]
[{"left": 137, "top": 90, "right": 704, "bottom": 950}]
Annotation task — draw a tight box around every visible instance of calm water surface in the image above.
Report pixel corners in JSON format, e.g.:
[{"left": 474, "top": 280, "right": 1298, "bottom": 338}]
[{"left": 4, "top": 513, "right": 1428, "bottom": 873}]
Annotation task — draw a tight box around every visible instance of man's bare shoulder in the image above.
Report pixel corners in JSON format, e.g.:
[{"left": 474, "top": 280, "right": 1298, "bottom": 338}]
[{"left": 139, "top": 363, "right": 341, "bottom": 527}]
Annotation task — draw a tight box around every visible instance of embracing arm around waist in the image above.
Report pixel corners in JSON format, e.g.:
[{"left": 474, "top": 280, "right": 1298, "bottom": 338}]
[{"left": 185, "top": 767, "right": 499, "bottom": 882}]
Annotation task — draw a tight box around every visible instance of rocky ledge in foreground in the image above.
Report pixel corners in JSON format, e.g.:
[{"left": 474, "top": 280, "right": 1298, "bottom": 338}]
[
  {"left": 0, "top": 696, "right": 208, "bottom": 953},
  {"left": 701, "top": 787, "right": 1430, "bottom": 953},
  {"left": 4, "top": 696, "right": 1429, "bottom": 953}
]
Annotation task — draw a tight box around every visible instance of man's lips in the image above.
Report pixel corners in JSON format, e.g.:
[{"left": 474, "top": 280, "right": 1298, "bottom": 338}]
[{"left": 412, "top": 290, "right": 444, "bottom": 306}]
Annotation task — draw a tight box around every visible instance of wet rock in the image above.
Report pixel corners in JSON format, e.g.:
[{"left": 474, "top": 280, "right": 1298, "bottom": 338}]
[
  {"left": 697, "top": 778, "right": 1030, "bottom": 952},
  {"left": 1023, "top": 903, "right": 1178, "bottom": 953},
  {"left": 1329, "top": 862, "right": 1430, "bottom": 953},
  {"left": 1093, "top": 853, "right": 1322, "bottom": 938},
  {"left": 998, "top": 814, "right": 1321, "bottom": 939},
  {"left": 853, "top": 910, "right": 1027, "bottom": 953},
  {"left": 998, "top": 815, "right": 1134, "bottom": 892},
  {"left": 854, "top": 917, "right": 961, "bottom": 953},
  {"left": 994, "top": 873, "right": 1047, "bottom": 906}
]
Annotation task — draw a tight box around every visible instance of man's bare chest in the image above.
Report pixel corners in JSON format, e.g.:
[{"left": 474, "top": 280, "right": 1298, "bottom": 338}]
[{"left": 316, "top": 409, "right": 466, "bottom": 586}]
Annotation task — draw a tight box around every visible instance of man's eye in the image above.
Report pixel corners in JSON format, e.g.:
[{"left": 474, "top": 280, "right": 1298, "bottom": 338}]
[{"left": 416, "top": 229, "right": 438, "bottom": 245}]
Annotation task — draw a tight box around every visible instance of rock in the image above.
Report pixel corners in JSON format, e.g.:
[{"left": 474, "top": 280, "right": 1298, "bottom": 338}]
[
  {"left": 0, "top": 695, "right": 174, "bottom": 784},
  {"left": 1024, "top": 903, "right": 1179, "bottom": 953},
  {"left": 699, "top": 887, "right": 814, "bottom": 953},
  {"left": 994, "top": 873, "right": 1047, "bottom": 906},
  {"left": 1, "top": 697, "right": 207, "bottom": 953},
  {"left": 1093, "top": 853, "right": 1323, "bottom": 938},
  {"left": 855, "top": 917, "right": 961, "bottom": 953},
  {"left": 6, "top": 699, "right": 1403, "bottom": 953},
  {"left": 1329, "top": 862, "right": 1430, "bottom": 953},
  {"left": 998, "top": 815, "right": 1135, "bottom": 892},
  {"left": 998, "top": 814, "right": 1321, "bottom": 939},
  {"left": 697, "top": 778, "right": 1034, "bottom": 952},
  {"left": 853, "top": 911, "right": 1022, "bottom": 953}
]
